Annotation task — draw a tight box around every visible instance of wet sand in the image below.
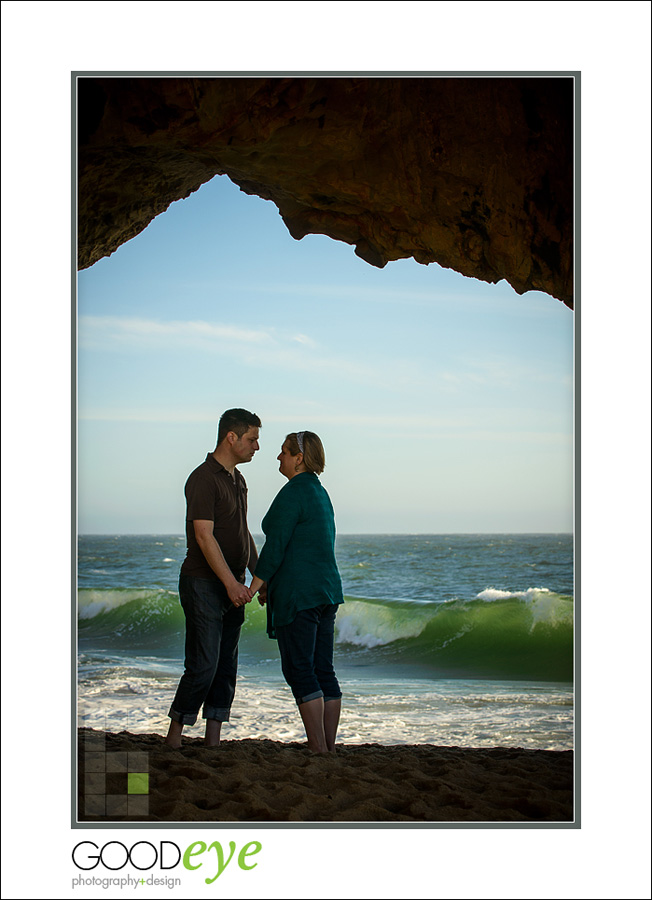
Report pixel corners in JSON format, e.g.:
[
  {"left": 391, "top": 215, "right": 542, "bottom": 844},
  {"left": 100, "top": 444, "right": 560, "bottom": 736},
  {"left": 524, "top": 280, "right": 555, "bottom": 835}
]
[{"left": 78, "top": 729, "right": 574, "bottom": 823}]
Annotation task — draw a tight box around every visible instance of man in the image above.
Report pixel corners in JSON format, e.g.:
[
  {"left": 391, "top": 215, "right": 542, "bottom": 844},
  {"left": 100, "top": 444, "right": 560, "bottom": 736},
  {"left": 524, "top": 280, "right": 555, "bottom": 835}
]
[{"left": 165, "top": 408, "right": 262, "bottom": 748}]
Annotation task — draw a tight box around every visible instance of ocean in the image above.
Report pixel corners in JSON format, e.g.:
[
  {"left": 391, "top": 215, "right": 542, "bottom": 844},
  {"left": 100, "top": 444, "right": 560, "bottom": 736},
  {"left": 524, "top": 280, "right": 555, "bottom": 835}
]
[{"left": 77, "top": 533, "right": 574, "bottom": 750}]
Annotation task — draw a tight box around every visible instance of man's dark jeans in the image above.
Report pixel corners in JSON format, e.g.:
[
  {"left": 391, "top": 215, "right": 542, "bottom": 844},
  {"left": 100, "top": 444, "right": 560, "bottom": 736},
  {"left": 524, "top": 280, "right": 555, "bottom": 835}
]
[{"left": 168, "top": 575, "right": 245, "bottom": 725}]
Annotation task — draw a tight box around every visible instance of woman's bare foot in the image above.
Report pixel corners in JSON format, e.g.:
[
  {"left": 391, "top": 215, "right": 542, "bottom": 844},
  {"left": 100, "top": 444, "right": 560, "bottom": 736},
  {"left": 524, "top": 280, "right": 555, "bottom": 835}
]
[{"left": 304, "top": 742, "right": 329, "bottom": 754}]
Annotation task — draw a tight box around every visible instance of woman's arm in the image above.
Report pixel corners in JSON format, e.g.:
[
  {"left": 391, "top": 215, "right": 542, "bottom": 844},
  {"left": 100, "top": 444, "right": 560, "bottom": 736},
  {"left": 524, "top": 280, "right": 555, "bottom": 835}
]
[
  {"left": 252, "top": 485, "right": 302, "bottom": 585},
  {"left": 248, "top": 574, "right": 266, "bottom": 603}
]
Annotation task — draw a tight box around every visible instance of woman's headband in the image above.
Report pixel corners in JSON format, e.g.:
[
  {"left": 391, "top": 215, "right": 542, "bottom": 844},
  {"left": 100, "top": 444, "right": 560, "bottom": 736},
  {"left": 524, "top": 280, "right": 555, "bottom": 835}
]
[{"left": 296, "top": 431, "right": 305, "bottom": 453}]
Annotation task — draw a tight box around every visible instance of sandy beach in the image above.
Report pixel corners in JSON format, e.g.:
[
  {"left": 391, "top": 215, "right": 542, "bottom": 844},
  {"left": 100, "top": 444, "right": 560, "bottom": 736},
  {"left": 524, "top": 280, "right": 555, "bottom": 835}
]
[{"left": 78, "top": 728, "right": 574, "bottom": 824}]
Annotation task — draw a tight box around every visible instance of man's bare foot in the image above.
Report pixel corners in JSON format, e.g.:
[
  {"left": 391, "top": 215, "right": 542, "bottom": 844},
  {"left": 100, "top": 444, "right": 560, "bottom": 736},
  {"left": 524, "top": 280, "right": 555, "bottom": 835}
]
[
  {"left": 204, "top": 719, "right": 222, "bottom": 747},
  {"left": 165, "top": 720, "right": 183, "bottom": 749}
]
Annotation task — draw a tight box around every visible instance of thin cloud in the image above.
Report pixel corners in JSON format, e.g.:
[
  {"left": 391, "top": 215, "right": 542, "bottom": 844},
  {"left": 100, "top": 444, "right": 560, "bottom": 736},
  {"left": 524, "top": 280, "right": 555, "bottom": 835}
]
[
  {"left": 78, "top": 315, "right": 398, "bottom": 388},
  {"left": 226, "top": 281, "right": 563, "bottom": 319},
  {"left": 292, "top": 333, "right": 318, "bottom": 347},
  {"left": 232, "top": 281, "right": 450, "bottom": 307},
  {"left": 79, "top": 316, "right": 274, "bottom": 349},
  {"left": 78, "top": 405, "right": 571, "bottom": 445},
  {"left": 439, "top": 352, "right": 571, "bottom": 392}
]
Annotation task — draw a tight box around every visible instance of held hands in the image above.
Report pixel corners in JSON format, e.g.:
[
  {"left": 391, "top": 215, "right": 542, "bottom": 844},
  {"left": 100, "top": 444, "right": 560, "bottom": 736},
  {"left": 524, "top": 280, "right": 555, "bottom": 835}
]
[
  {"left": 246, "top": 579, "right": 267, "bottom": 606},
  {"left": 228, "top": 580, "right": 253, "bottom": 607},
  {"left": 226, "top": 570, "right": 266, "bottom": 608}
]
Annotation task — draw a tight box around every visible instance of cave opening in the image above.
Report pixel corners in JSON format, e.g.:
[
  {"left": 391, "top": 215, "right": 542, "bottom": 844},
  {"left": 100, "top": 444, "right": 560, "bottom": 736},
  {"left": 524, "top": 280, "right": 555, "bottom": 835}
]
[{"left": 77, "top": 170, "right": 573, "bottom": 536}]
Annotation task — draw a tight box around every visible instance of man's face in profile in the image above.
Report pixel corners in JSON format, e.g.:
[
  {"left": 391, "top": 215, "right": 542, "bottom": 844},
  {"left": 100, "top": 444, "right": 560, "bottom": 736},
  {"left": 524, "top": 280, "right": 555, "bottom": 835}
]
[{"left": 232, "top": 427, "right": 260, "bottom": 464}]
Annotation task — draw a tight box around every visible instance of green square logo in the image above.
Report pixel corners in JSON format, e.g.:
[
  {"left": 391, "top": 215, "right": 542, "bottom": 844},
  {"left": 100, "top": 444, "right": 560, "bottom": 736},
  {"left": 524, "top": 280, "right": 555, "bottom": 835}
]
[{"left": 127, "top": 773, "right": 149, "bottom": 795}]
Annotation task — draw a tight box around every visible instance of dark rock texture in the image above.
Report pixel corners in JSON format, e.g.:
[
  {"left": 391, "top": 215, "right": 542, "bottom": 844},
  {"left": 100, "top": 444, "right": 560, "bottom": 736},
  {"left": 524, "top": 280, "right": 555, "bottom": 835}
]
[{"left": 78, "top": 76, "right": 574, "bottom": 307}]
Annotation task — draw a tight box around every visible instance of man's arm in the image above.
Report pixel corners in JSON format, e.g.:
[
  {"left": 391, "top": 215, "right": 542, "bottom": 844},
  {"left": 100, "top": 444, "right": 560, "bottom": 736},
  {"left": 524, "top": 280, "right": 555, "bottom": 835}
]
[
  {"left": 193, "top": 520, "right": 251, "bottom": 607},
  {"left": 247, "top": 531, "right": 259, "bottom": 575},
  {"left": 247, "top": 533, "right": 267, "bottom": 605}
]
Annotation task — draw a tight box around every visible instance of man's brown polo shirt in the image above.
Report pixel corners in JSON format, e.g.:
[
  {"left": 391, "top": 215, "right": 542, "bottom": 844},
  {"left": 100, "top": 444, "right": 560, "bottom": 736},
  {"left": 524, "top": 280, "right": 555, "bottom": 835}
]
[{"left": 180, "top": 454, "right": 250, "bottom": 581}]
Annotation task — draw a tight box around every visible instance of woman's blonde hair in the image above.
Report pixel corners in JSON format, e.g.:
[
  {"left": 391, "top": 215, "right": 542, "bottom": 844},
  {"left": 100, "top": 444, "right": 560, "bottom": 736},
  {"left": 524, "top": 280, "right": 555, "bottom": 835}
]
[{"left": 286, "top": 431, "right": 326, "bottom": 475}]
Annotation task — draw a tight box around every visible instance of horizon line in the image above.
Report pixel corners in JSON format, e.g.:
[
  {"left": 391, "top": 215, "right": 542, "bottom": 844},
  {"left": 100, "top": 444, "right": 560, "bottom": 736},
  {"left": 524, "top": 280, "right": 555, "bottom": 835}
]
[{"left": 78, "top": 530, "right": 573, "bottom": 537}]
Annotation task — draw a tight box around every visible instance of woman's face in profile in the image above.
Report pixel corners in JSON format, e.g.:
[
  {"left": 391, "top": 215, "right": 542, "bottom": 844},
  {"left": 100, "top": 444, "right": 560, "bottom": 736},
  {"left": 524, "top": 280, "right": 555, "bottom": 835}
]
[{"left": 277, "top": 441, "right": 299, "bottom": 480}]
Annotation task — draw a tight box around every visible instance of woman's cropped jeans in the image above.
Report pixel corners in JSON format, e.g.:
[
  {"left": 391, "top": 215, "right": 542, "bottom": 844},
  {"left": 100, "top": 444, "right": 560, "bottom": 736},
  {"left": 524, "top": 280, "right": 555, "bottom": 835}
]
[{"left": 275, "top": 603, "right": 342, "bottom": 705}]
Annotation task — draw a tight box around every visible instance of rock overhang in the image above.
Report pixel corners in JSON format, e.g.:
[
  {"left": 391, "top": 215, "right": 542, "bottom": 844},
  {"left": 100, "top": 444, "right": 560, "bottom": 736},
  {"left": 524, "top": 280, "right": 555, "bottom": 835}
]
[{"left": 77, "top": 75, "right": 574, "bottom": 309}]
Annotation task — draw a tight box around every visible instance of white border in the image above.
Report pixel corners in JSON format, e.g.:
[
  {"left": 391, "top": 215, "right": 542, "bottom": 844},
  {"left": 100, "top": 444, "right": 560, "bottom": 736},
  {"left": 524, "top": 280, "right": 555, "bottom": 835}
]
[{"left": 2, "top": 2, "right": 651, "bottom": 898}]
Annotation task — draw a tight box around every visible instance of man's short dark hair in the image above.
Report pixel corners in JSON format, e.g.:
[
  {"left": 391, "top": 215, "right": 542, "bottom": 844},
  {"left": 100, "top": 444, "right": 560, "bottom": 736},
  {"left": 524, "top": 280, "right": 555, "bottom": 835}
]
[{"left": 216, "top": 408, "right": 262, "bottom": 446}]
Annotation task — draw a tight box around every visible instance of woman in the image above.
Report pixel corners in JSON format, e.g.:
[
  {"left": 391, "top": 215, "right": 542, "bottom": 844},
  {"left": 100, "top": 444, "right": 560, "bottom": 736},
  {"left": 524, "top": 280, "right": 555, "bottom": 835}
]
[{"left": 248, "top": 431, "right": 343, "bottom": 753}]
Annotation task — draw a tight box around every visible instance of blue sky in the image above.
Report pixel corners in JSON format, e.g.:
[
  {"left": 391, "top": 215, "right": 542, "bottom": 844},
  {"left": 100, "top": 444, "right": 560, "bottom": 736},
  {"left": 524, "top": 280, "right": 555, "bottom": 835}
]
[{"left": 78, "top": 173, "right": 573, "bottom": 534}]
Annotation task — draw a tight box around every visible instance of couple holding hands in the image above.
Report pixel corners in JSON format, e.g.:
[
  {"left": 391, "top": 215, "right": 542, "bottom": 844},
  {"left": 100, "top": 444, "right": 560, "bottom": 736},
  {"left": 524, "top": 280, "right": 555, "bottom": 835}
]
[{"left": 165, "top": 408, "right": 343, "bottom": 754}]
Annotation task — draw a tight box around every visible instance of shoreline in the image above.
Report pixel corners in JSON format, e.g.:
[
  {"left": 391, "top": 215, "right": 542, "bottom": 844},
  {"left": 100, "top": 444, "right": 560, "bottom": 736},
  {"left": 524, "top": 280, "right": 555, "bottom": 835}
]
[
  {"left": 78, "top": 662, "right": 574, "bottom": 751},
  {"left": 78, "top": 728, "right": 574, "bottom": 824}
]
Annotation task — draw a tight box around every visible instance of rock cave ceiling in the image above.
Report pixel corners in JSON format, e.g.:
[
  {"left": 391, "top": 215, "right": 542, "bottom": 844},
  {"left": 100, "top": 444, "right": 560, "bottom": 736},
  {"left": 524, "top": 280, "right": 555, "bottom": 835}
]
[{"left": 77, "top": 76, "right": 574, "bottom": 308}]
